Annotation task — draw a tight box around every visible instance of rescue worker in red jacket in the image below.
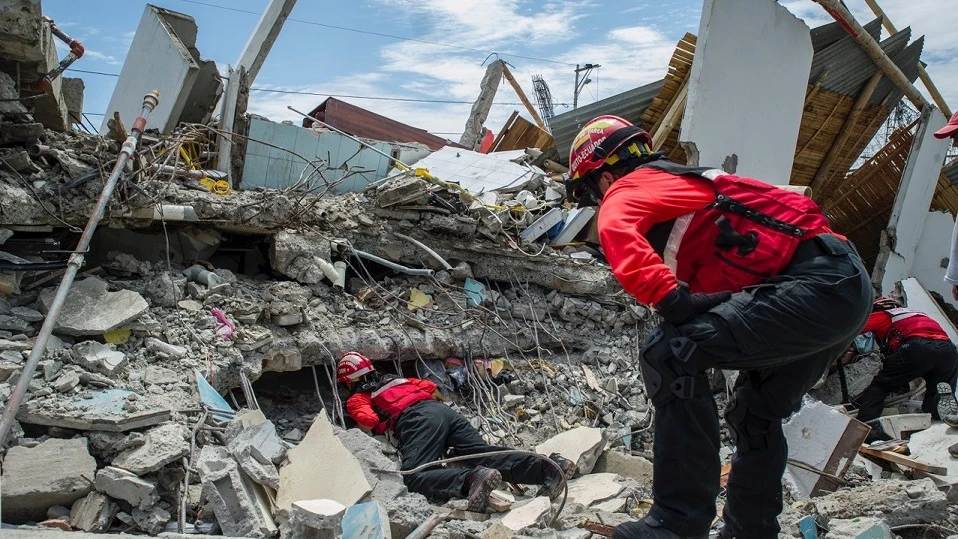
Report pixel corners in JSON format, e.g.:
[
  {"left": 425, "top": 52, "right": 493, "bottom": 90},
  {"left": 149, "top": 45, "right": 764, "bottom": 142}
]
[
  {"left": 337, "top": 352, "right": 575, "bottom": 513},
  {"left": 854, "top": 297, "right": 958, "bottom": 425},
  {"left": 565, "top": 116, "right": 873, "bottom": 539}
]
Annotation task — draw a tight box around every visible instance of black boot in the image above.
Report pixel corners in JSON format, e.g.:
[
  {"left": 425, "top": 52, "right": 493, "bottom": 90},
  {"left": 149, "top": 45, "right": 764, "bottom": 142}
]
[
  {"left": 612, "top": 516, "right": 708, "bottom": 539},
  {"left": 463, "top": 466, "right": 502, "bottom": 512}
]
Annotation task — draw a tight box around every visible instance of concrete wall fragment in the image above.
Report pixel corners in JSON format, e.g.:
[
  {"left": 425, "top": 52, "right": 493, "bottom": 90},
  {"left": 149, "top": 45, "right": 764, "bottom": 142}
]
[
  {"left": 681, "top": 0, "right": 812, "bottom": 183},
  {"left": 101, "top": 5, "right": 220, "bottom": 134},
  {"left": 873, "top": 106, "right": 950, "bottom": 294},
  {"left": 912, "top": 210, "right": 958, "bottom": 310}
]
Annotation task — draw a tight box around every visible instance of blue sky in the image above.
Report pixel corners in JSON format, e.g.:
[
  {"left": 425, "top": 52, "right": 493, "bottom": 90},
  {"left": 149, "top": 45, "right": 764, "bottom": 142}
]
[{"left": 43, "top": 0, "right": 958, "bottom": 140}]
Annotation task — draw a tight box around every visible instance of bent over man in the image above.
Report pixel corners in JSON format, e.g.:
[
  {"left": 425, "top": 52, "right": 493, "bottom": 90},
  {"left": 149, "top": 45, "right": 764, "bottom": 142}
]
[
  {"left": 855, "top": 296, "right": 958, "bottom": 425},
  {"left": 337, "top": 352, "right": 574, "bottom": 513},
  {"left": 566, "top": 116, "right": 873, "bottom": 539}
]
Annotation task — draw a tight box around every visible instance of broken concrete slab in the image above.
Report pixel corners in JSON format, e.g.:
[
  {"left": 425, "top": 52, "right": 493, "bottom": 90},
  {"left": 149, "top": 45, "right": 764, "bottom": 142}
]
[
  {"left": 535, "top": 426, "right": 606, "bottom": 475},
  {"left": 501, "top": 496, "right": 552, "bottom": 532},
  {"left": 228, "top": 418, "right": 287, "bottom": 464},
  {"left": 277, "top": 413, "right": 372, "bottom": 513},
  {"left": 813, "top": 478, "right": 947, "bottom": 527},
  {"left": 39, "top": 277, "right": 148, "bottom": 336},
  {"left": 906, "top": 423, "right": 958, "bottom": 479},
  {"left": 823, "top": 517, "right": 893, "bottom": 539},
  {"left": 592, "top": 498, "right": 627, "bottom": 513},
  {"left": 593, "top": 451, "right": 653, "bottom": 484},
  {"left": 564, "top": 473, "right": 625, "bottom": 507},
  {"left": 112, "top": 422, "right": 189, "bottom": 475},
  {"left": 0, "top": 437, "right": 96, "bottom": 522},
  {"left": 286, "top": 499, "right": 346, "bottom": 539},
  {"left": 132, "top": 505, "right": 171, "bottom": 535},
  {"left": 143, "top": 365, "right": 180, "bottom": 385},
  {"left": 196, "top": 444, "right": 277, "bottom": 538},
  {"left": 94, "top": 466, "right": 159, "bottom": 510},
  {"left": 384, "top": 493, "right": 432, "bottom": 539},
  {"left": 336, "top": 427, "right": 407, "bottom": 503},
  {"left": 783, "top": 398, "right": 870, "bottom": 499},
  {"left": 70, "top": 491, "right": 117, "bottom": 533},
  {"left": 72, "top": 341, "right": 127, "bottom": 376},
  {"left": 234, "top": 445, "right": 280, "bottom": 490},
  {"left": 480, "top": 521, "right": 514, "bottom": 539},
  {"left": 18, "top": 389, "right": 172, "bottom": 432}
]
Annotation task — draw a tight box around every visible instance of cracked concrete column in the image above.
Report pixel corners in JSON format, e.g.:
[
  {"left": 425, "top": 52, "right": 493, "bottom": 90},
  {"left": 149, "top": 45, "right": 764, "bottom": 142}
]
[{"left": 460, "top": 60, "right": 504, "bottom": 151}]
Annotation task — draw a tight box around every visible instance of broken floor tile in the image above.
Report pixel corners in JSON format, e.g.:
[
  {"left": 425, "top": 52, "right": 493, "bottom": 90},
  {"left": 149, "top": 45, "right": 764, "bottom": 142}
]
[
  {"left": 565, "top": 473, "right": 625, "bottom": 507},
  {"left": 501, "top": 496, "right": 553, "bottom": 532},
  {"left": 19, "top": 389, "right": 172, "bottom": 432},
  {"left": 277, "top": 414, "right": 372, "bottom": 513}
]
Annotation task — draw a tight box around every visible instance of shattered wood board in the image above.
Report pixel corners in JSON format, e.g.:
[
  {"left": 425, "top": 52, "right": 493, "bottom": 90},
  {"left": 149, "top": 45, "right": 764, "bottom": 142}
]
[
  {"left": 859, "top": 445, "right": 947, "bottom": 475},
  {"left": 17, "top": 389, "right": 171, "bottom": 432},
  {"left": 397, "top": 146, "right": 541, "bottom": 195},
  {"left": 276, "top": 412, "right": 371, "bottom": 511},
  {"left": 782, "top": 398, "right": 870, "bottom": 499}
]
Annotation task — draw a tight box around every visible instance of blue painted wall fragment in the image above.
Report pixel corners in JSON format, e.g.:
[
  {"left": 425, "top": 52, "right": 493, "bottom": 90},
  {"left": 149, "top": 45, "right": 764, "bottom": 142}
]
[{"left": 342, "top": 501, "right": 389, "bottom": 539}]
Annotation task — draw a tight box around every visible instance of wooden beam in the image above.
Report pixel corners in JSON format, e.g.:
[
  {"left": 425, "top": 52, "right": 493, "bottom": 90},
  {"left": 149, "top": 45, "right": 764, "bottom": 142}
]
[
  {"left": 811, "top": 71, "right": 884, "bottom": 197},
  {"left": 651, "top": 78, "right": 689, "bottom": 151},
  {"left": 859, "top": 445, "right": 948, "bottom": 475},
  {"left": 500, "top": 64, "right": 547, "bottom": 131}
]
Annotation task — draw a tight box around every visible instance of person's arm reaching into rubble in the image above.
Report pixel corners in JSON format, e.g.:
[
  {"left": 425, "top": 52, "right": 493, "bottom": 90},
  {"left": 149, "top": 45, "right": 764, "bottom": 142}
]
[
  {"left": 946, "top": 218, "right": 958, "bottom": 301},
  {"left": 598, "top": 172, "right": 714, "bottom": 306},
  {"left": 860, "top": 311, "right": 891, "bottom": 342},
  {"left": 345, "top": 392, "right": 379, "bottom": 434}
]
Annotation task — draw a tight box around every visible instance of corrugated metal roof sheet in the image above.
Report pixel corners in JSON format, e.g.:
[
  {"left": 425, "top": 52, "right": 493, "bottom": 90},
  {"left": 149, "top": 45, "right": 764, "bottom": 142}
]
[
  {"left": 944, "top": 160, "right": 958, "bottom": 188},
  {"left": 811, "top": 17, "right": 882, "bottom": 53},
  {"left": 809, "top": 21, "right": 912, "bottom": 97},
  {"left": 302, "top": 97, "right": 459, "bottom": 151},
  {"left": 871, "top": 35, "right": 923, "bottom": 106},
  {"left": 549, "top": 79, "right": 664, "bottom": 164}
]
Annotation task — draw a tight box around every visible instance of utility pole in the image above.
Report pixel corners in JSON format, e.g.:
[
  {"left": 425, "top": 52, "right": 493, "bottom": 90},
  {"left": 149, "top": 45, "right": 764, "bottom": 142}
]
[{"left": 573, "top": 63, "right": 600, "bottom": 109}]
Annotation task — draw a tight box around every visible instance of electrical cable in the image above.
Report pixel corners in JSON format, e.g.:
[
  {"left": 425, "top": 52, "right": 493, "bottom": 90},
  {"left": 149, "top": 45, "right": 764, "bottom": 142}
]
[{"left": 172, "top": 0, "right": 577, "bottom": 67}]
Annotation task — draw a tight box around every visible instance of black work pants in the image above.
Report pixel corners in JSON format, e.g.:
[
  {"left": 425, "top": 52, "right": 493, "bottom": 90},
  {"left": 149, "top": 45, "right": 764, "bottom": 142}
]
[
  {"left": 856, "top": 337, "right": 958, "bottom": 423},
  {"left": 635, "top": 235, "right": 872, "bottom": 539},
  {"left": 393, "top": 400, "right": 549, "bottom": 501}
]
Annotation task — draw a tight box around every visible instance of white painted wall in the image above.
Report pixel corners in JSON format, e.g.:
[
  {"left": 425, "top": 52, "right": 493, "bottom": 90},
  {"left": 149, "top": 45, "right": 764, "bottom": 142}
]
[
  {"left": 913, "top": 210, "right": 958, "bottom": 310},
  {"left": 876, "top": 107, "right": 950, "bottom": 294},
  {"left": 100, "top": 5, "right": 198, "bottom": 134},
  {"left": 681, "top": 0, "right": 812, "bottom": 184}
]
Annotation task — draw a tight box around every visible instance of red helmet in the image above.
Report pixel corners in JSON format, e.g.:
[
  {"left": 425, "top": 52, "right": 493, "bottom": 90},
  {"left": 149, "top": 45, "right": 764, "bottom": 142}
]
[
  {"left": 337, "top": 352, "right": 375, "bottom": 383},
  {"left": 568, "top": 115, "right": 652, "bottom": 181}
]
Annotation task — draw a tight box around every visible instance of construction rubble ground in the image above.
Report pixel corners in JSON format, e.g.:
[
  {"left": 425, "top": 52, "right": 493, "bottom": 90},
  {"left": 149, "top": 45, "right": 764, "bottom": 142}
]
[{"left": 3, "top": 1, "right": 958, "bottom": 539}]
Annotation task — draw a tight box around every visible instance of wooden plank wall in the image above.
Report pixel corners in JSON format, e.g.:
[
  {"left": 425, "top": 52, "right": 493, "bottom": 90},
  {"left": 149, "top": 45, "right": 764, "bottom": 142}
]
[{"left": 491, "top": 112, "right": 556, "bottom": 153}]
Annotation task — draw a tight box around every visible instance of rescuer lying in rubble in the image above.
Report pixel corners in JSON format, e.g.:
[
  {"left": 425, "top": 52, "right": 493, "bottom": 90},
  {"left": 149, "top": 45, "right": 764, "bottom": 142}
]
[
  {"left": 336, "top": 352, "right": 575, "bottom": 512},
  {"left": 852, "top": 296, "right": 958, "bottom": 428}
]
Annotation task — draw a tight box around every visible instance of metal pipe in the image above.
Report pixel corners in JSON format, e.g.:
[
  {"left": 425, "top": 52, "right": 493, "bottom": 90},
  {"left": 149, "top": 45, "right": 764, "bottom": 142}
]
[
  {"left": 0, "top": 90, "right": 160, "bottom": 446},
  {"left": 353, "top": 249, "right": 434, "bottom": 277},
  {"left": 149, "top": 163, "right": 228, "bottom": 180},
  {"left": 404, "top": 513, "right": 445, "bottom": 539},
  {"left": 31, "top": 16, "right": 84, "bottom": 92},
  {"left": 286, "top": 105, "right": 412, "bottom": 171},
  {"left": 394, "top": 232, "right": 453, "bottom": 270},
  {"left": 813, "top": 0, "right": 928, "bottom": 111}
]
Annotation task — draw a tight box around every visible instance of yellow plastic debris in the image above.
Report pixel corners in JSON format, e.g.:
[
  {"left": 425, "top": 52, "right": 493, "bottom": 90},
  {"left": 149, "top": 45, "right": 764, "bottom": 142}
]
[
  {"left": 199, "top": 177, "right": 231, "bottom": 195},
  {"left": 103, "top": 328, "right": 131, "bottom": 345},
  {"left": 407, "top": 288, "right": 433, "bottom": 311}
]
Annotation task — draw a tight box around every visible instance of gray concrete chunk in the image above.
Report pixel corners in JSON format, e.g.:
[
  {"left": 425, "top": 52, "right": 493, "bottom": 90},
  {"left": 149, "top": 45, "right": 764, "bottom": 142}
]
[
  {"left": 196, "top": 445, "right": 277, "bottom": 538},
  {"left": 132, "top": 505, "right": 171, "bottom": 535},
  {"left": 39, "top": 277, "right": 148, "bottom": 336},
  {"left": 94, "top": 466, "right": 159, "bottom": 510},
  {"left": 70, "top": 491, "right": 117, "bottom": 533},
  {"left": 72, "top": 341, "right": 127, "bottom": 376},
  {"left": 0, "top": 437, "right": 97, "bottom": 522},
  {"left": 813, "top": 478, "right": 947, "bottom": 526},
  {"left": 112, "top": 422, "right": 189, "bottom": 475}
]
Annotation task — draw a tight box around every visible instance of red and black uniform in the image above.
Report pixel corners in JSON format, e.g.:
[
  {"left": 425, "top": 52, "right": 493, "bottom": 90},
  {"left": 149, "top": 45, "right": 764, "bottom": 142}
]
[
  {"left": 345, "top": 376, "right": 550, "bottom": 502},
  {"left": 855, "top": 309, "right": 958, "bottom": 422},
  {"left": 601, "top": 161, "right": 872, "bottom": 539}
]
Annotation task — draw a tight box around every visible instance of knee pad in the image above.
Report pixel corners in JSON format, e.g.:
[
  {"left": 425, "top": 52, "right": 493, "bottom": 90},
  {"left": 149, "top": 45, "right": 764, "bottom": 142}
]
[
  {"left": 639, "top": 323, "right": 711, "bottom": 407},
  {"left": 725, "top": 386, "right": 775, "bottom": 455}
]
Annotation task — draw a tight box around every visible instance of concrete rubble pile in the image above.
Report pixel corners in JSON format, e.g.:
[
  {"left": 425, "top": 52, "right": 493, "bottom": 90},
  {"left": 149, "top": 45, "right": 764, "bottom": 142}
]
[{"left": 4, "top": 2, "right": 958, "bottom": 539}]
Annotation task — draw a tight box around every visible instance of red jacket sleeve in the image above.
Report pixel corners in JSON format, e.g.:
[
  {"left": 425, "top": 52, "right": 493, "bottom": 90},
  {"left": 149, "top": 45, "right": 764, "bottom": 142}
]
[
  {"left": 861, "top": 311, "right": 891, "bottom": 340},
  {"left": 598, "top": 170, "right": 715, "bottom": 306},
  {"left": 413, "top": 378, "right": 438, "bottom": 394},
  {"left": 345, "top": 392, "right": 380, "bottom": 429}
]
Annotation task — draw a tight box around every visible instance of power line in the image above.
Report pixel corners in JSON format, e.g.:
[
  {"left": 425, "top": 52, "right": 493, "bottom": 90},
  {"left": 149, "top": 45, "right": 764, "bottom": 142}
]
[
  {"left": 66, "top": 68, "right": 573, "bottom": 107},
  {"left": 172, "top": 0, "right": 577, "bottom": 67}
]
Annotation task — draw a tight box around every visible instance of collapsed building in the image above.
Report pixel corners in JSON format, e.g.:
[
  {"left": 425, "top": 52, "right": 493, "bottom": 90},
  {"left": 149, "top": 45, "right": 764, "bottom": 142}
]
[{"left": 1, "top": 0, "right": 958, "bottom": 538}]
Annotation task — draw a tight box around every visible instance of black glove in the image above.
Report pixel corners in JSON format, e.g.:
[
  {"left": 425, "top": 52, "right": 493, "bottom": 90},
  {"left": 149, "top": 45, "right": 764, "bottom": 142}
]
[{"left": 655, "top": 285, "right": 731, "bottom": 325}]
